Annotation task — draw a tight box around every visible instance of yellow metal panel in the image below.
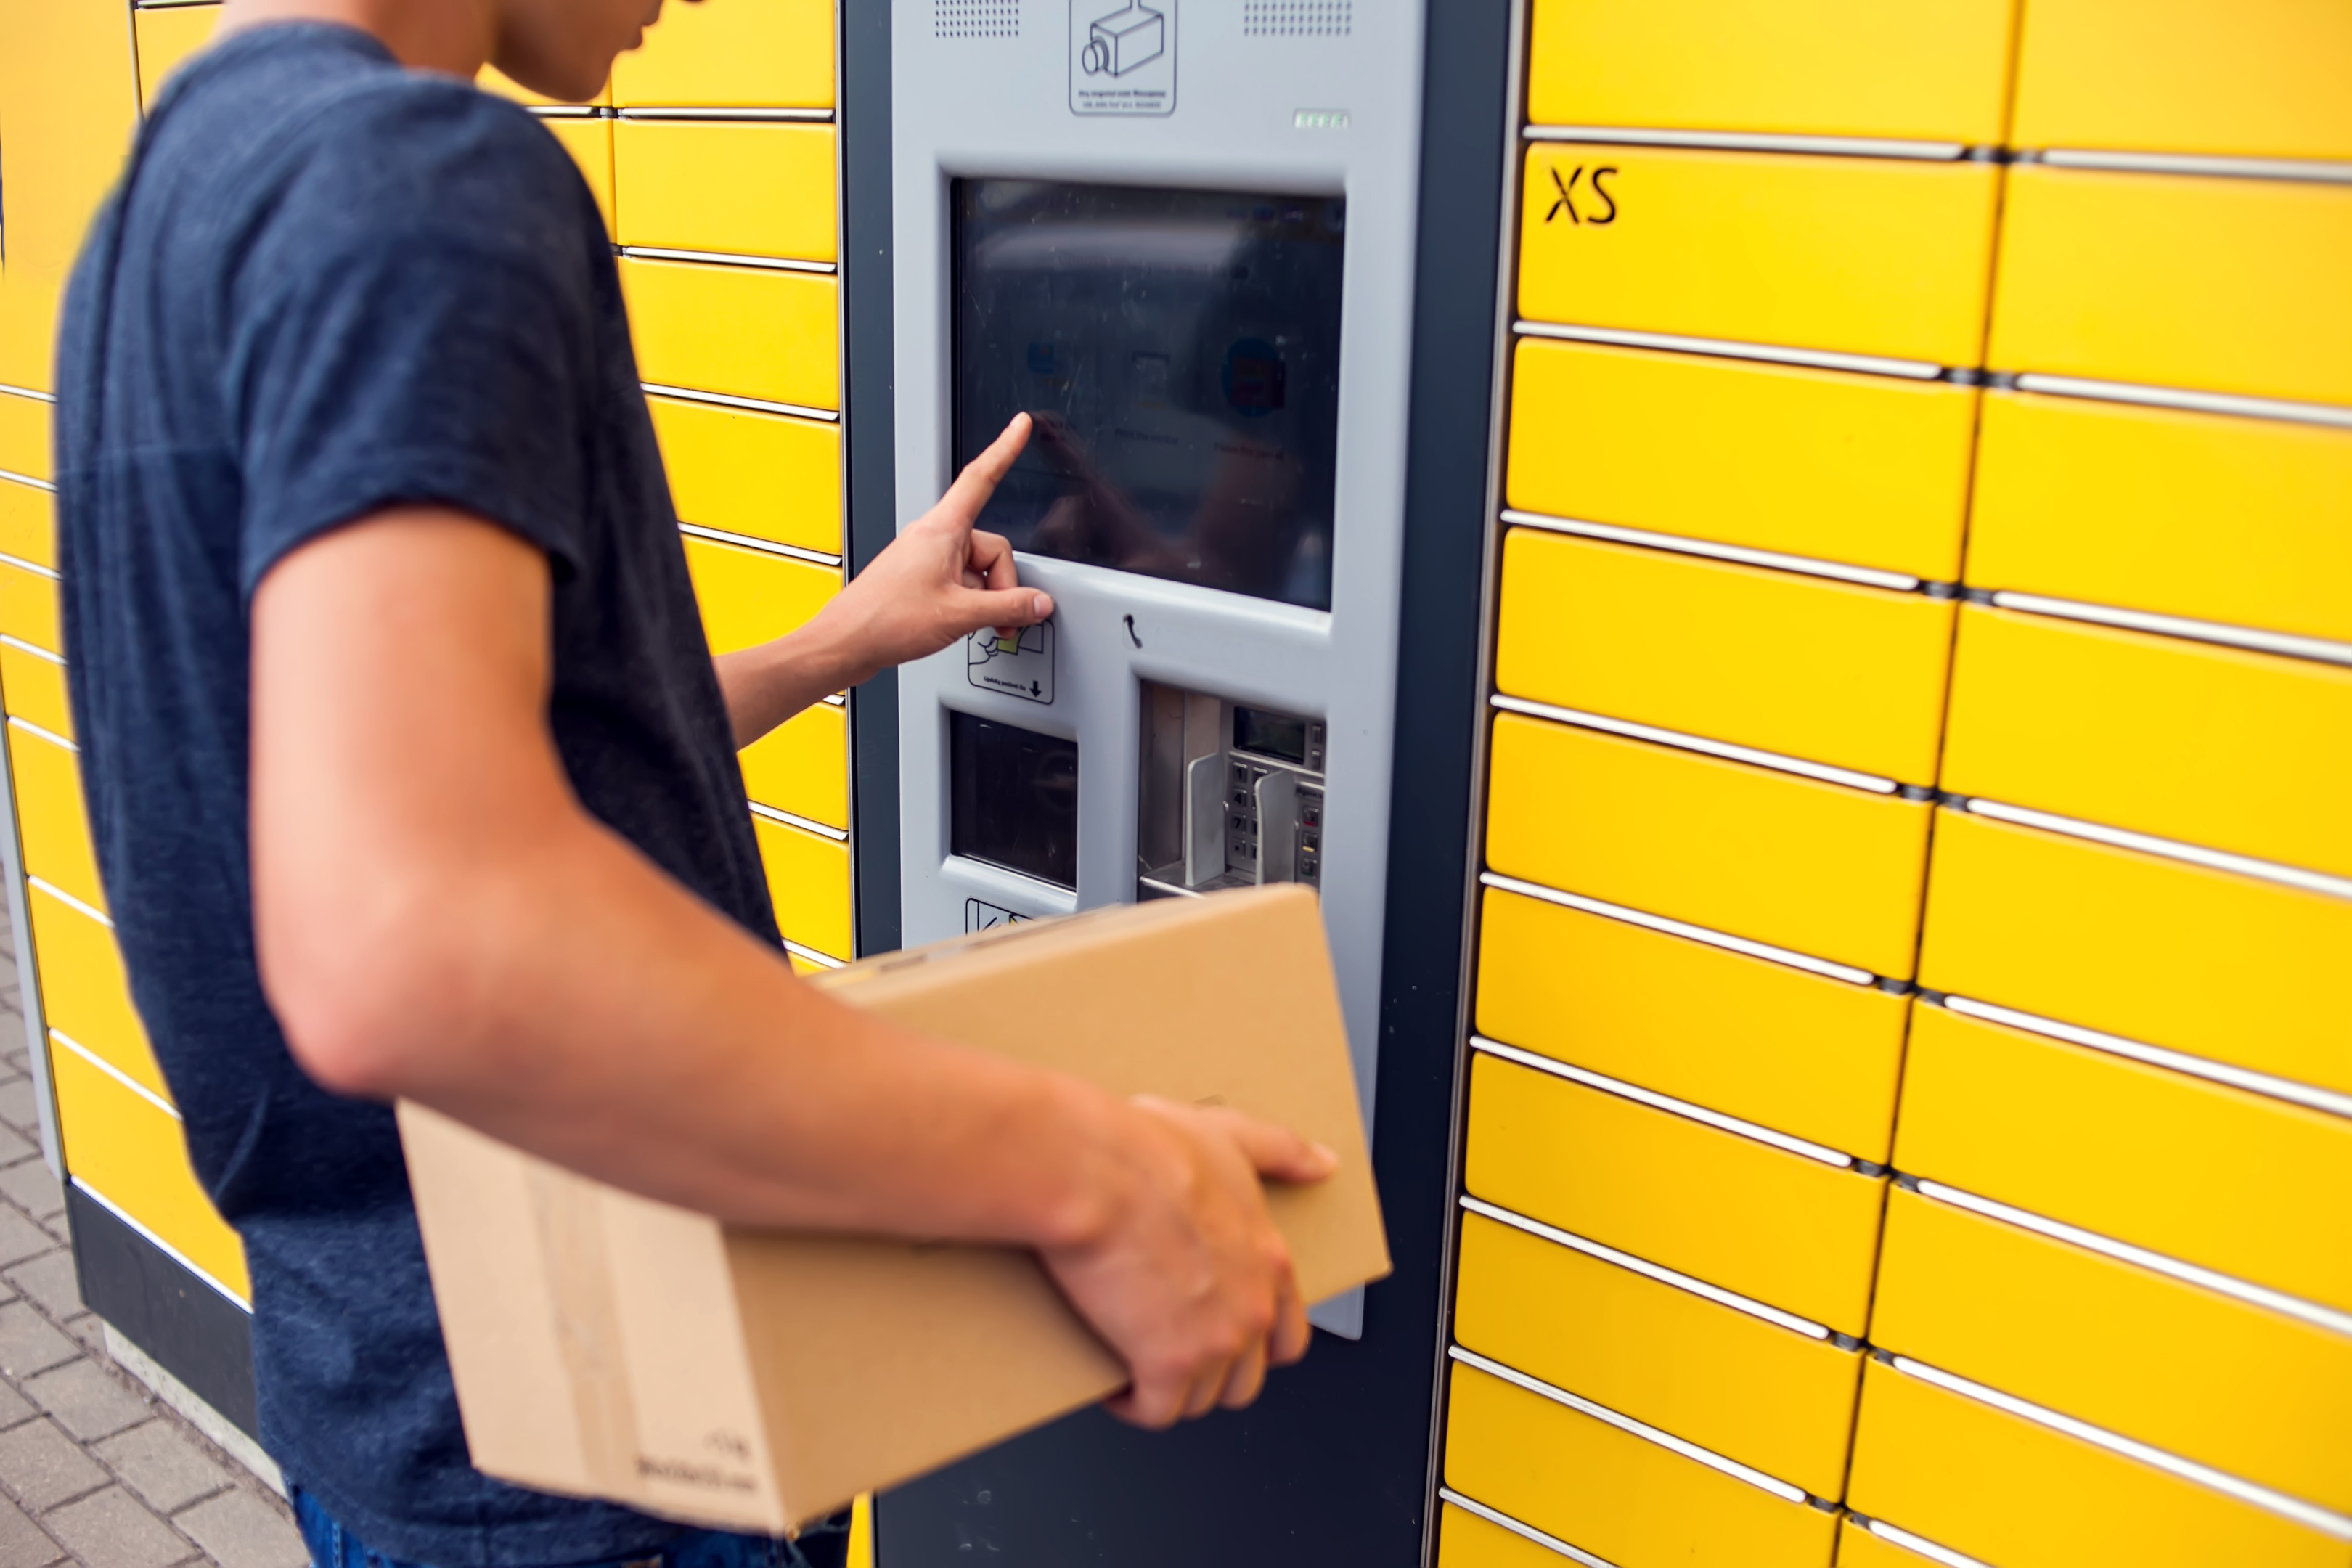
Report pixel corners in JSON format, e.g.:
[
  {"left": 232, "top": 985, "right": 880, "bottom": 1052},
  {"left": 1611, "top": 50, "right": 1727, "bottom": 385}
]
[
  {"left": 1475, "top": 886, "right": 1907, "bottom": 1161},
  {"left": 1437, "top": 1502, "right": 1585, "bottom": 1568},
  {"left": 1516, "top": 145, "right": 1999, "bottom": 366},
  {"left": 2009, "top": 0, "right": 2352, "bottom": 163},
  {"left": 0, "top": 395, "right": 52, "bottom": 483},
  {"left": 1940, "top": 604, "right": 2352, "bottom": 878},
  {"left": 1485, "top": 714, "right": 1932, "bottom": 979},
  {"left": 1989, "top": 166, "right": 2352, "bottom": 408},
  {"left": 9, "top": 723, "right": 102, "bottom": 912},
  {"left": 26, "top": 883, "right": 163, "bottom": 1100},
  {"left": 1893, "top": 1003, "right": 2352, "bottom": 1315},
  {"left": 1919, "top": 808, "right": 2352, "bottom": 1098},
  {"left": 647, "top": 394, "right": 842, "bottom": 557},
  {"left": 1505, "top": 338, "right": 1977, "bottom": 581},
  {"left": 1465, "top": 1052, "right": 1887, "bottom": 1334},
  {"left": 1454, "top": 1210, "right": 1863, "bottom": 1498},
  {"left": 0, "top": 645, "right": 70, "bottom": 738},
  {"left": 475, "top": 65, "right": 609, "bottom": 108},
  {"left": 133, "top": 4, "right": 219, "bottom": 107},
  {"left": 538, "top": 116, "right": 613, "bottom": 235},
  {"left": 681, "top": 536, "right": 836, "bottom": 656},
  {"left": 620, "top": 257, "right": 839, "bottom": 412},
  {"left": 1525, "top": 0, "right": 2014, "bottom": 144},
  {"left": 612, "top": 0, "right": 833, "bottom": 109},
  {"left": 1445, "top": 1361, "right": 1838, "bottom": 1567},
  {"left": 0, "top": 0, "right": 137, "bottom": 391},
  {"left": 846, "top": 1495, "right": 870, "bottom": 1568},
  {"left": 0, "top": 480, "right": 54, "bottom": 568},
  {"left": 752, "top": 814, "right": 850, "bottom": 963},
  {"left": 0, "top": 558, "right": 62, "bottom": 655},
  {"left": 1847, "top": 1358, "right": 2344, "bottom": 1568},
  {"left": 1872, "top": 1185, "right": 2352, "bottom": 1516},
  {"left": 1968, "top": 389, "right": 2352, "bottom": 643},
  {"left": 614, "top": 121, "right": 836, "bottom": 264},
  {"left": 51, "top": 1045, "right": 249, "bottom": 1302},
  {"left": 738, "top": 701, "right": 847, "bottom": 831},
  {"left": 1833, "top": 1517, "right": 1934, "bottom": 1568},
  {"left": 1496, "top": 529, "right": 1954, "bottom": 783}
]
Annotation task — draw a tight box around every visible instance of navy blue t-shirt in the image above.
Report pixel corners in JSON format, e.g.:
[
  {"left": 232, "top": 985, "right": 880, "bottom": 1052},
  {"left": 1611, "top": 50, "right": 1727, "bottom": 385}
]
[{"left": 52, "top": 25, "right": 779, "bottom": 1564}]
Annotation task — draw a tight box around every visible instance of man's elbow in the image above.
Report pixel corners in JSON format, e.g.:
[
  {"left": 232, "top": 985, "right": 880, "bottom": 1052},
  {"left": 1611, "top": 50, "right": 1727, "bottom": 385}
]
[{"left": 260, "top": 897, "right": 465, "bottom": 1103}]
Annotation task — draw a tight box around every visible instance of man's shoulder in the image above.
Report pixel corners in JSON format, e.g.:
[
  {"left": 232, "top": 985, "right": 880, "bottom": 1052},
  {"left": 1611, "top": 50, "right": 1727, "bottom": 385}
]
[{"left": 158, "top": 27, "right": 591, "bottom": 271}]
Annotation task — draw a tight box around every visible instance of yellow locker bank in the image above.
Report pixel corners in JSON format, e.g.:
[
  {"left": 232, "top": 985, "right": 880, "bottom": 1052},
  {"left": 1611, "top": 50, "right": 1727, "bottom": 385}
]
[{"left": 0, "top": 0, "right": 2344, "bottom": 1564}]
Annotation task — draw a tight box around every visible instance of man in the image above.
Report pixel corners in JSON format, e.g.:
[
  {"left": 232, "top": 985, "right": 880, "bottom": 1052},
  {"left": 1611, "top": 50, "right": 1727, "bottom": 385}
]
[{"left": 52, "top": 0, "right": 1334, "bottom": 1559}]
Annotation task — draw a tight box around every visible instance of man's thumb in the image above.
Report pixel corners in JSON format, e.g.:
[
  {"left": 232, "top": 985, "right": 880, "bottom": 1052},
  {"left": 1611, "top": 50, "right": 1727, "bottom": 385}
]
[{"left": 971, "top": 588, "right": 1054, "bottom": 632}]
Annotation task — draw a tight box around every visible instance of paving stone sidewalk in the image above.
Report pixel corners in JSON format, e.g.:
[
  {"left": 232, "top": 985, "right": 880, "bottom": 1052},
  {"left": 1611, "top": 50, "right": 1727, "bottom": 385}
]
[{"left": 0, "top": 901, "right": 308, "bottom": 1568}]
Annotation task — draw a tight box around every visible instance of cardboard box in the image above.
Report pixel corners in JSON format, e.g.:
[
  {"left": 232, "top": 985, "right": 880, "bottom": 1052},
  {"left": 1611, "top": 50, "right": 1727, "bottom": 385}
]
[{"left": 400, "top": 883, "right": 1389, "bottom": 1534}]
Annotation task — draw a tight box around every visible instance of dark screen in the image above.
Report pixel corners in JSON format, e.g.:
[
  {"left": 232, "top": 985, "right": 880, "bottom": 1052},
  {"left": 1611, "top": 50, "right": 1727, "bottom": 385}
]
[
  {"left": 1233, "top": 706, "right": 1307, "bottom": 764},
  {"left": 952, "top": 179, "right": 1347, "bottom": 610},
  {"left": 950, "top": 711, "right": 1079, "bottom": 889}
]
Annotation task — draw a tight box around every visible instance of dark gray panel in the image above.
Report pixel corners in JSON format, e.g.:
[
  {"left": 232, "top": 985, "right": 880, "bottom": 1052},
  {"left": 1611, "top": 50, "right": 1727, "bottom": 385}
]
[{"left": 68, "top": 1186, "right": 258, "bottom": 1437}]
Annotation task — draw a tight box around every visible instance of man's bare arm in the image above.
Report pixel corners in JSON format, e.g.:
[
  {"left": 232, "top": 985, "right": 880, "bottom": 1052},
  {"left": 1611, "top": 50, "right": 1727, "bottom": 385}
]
[
  {"left": 248, "top": 509, "right": 1328, "bottom": 1424},
  {"left": 712, "top": 414, "right": 1054, "bottom": 746}
]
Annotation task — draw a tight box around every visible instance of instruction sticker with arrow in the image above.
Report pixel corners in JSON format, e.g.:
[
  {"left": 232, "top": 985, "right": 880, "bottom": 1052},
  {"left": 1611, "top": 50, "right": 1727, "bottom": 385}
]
[{"left": 968, "top": 620, "right": 1055, "bottom": 704}]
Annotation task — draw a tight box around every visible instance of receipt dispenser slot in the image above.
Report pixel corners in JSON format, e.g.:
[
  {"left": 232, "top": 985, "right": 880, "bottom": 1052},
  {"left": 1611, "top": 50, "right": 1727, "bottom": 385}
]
[{"left": 1138, "top": 681, "right": 1324, "bottom": 900}]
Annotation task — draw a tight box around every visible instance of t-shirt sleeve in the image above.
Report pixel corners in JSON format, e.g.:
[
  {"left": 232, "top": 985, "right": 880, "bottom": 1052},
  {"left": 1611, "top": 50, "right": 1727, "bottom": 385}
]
[{"left": 228, "top": 89, "right": 602, "bottom": 598}]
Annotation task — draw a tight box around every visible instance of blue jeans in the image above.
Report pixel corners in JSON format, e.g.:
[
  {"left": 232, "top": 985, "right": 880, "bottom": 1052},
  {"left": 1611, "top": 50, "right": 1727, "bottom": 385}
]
[{"left": 293, "top": 1488, "right": 853, "bottom": 1568}]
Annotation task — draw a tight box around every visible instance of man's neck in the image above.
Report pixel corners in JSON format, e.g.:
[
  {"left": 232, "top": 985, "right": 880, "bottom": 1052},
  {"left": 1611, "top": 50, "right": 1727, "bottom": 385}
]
[{"left": 213, "top": 0, "right": 496, "bottom": 82}]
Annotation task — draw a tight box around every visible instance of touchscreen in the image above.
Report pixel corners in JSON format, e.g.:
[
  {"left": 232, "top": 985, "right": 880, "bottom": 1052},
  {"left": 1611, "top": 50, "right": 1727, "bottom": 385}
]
[{"left": 952, "top": 179, "right": 1347, "bottom": 611}]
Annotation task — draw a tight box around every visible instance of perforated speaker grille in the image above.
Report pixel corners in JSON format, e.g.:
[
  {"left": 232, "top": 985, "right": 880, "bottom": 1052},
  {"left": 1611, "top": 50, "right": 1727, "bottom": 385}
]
[
  {"left": 1242, "top": 0, "right": 1351, "bottom": 36},
  {"left": 936, "top": 0, "right": 1018, "bottom": 38}
]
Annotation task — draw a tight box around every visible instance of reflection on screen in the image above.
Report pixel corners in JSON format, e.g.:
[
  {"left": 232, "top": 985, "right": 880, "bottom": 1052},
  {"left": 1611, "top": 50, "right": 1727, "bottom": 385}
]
[{"left": 952, "top": 179, "right": 1347, "bottom": 611}]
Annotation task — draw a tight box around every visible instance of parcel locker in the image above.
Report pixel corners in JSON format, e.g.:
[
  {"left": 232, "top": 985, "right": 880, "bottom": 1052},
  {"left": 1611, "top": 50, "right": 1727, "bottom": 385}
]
[
  {"left": 1967, "top": 388, "right": 2352, "bottom": 644},
  {"left": 645, "top": 394, "right": 841, "bottom": 558},
  {"left": 1475, "top": 884, "right": 1908, "bottom": 1161},
  {"left": 1846, "top": 1358, "right": 2345, "bottom": 1568},
  {"left": 1454, "top": 1208, "right": 1863, "bottom": 1497},
  {"left": 738, "top": 701, "right": 849, "bottom": 833},
  {"left": 25, "top": 883, "right": 160, "bottom": 1097},
  {"left": 1918, "top": 806, "right": 2351, "bottom": 1098},
  {"left": 0, "top": 392, "right": 51, "bottom": 481},
  {"left": 0, "top": 642, "right": 70, "bottom": 738},
  {"left": 1516, "top": 144, "right": 1999, "bottom": 367},
  {"left": 1871, "top": 1185, "right": 2352, "bottom": 1515},
  {"left": 131, "top": 2, "right": 219, "bottom": 108},
  {"left": 1894, "top": 1001, "right": 2352, "bottom": 1315},
  {"left": 1524, "top": 0, "right": 2014, "bottom": 146},
  {"left": 609, "top": 0, "right": 833, "bottom": 110},
  {"left": 8, "top": 722, "right": 102, "bottom": 912},
  {"left": 0, "top": 556, "right": 61, "bottom": 655},
  {"left": 1495, "top": 528, "right": 1954, "bottom": 783},
  {"left": 1989, "top": 166, "right": 2352, "bottom": 409},
  {"left": 1444, "top": 1360, "right": 1839, "bottom": 1568},
  {"left": 2006, "top": 0, "right": 2352, "bottom": 163},
  {"left": 1940, "top": 603, "right": 2352, "bottom": 878},
  {"left": 1436, "top": 1502, "right": 1585, "bottom": 1568},
  {"left": 1485, "top": 712, "right": 1933, "bottom": 979},
  {"left": 539, "top": 116, "right": 613, "bottom": 234},
  {"left": 618, "top": 257, "right": 841, "bottom": 412},
  {"left": 680, "top": 535, "right": 839, "bottom": 656},
  {"left": 753, "top": 814, "right": 852, "bottom": 964},
  {"left": 613, "top": 121, "right": 838, "bottom": 264},
  {"left": 0, "top": 480, "right": 53, "bottom": 567},
  {"left": 1505, "top": 338, "right": 1978, "bottom": 581},
  {"left": 49, "top": 1045, "right": 250, "bottom": 1300},
  {"left": 1464, "top": 1050, "right": 1887, "bottom": 1336}
]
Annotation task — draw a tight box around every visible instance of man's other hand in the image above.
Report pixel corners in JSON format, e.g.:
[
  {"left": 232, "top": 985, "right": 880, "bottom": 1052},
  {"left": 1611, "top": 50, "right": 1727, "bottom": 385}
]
[{"left": 1041, "top": 1096, "right": 1338, "bottom": 1428}]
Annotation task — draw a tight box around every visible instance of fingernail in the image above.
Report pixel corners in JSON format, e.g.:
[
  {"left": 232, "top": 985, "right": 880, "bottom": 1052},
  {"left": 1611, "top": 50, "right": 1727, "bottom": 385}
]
[
  {"left": 1313, "top": 1142, "right": 1339, "bottom": 1169},
  {"left": 1034, "top": 592, "right": 1054, "bottom": 618}
]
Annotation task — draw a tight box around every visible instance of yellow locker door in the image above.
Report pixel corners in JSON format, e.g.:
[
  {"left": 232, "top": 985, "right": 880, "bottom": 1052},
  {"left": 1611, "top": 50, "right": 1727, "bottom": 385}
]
[
  {"left": 1524, "top": 0, "right": 2014, "bottom": 145},
  {"left": 1516, "top": 144, "right": 1999, "bottom": 366}
]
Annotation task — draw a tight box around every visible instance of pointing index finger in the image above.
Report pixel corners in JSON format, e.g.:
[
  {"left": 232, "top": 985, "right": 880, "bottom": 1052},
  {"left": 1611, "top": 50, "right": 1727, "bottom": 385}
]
[{"left": 942, "top": 412, "right": 1034, "bottom": 519}]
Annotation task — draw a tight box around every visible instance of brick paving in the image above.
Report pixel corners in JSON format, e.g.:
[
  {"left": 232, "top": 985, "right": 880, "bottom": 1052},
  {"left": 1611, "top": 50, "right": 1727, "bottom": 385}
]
[{"left": 0, "top": 900, "right": 308, "bottom": 1568}]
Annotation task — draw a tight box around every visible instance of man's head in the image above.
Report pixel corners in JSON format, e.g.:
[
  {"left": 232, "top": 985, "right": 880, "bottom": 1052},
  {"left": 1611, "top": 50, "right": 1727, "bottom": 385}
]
[{"left": 489, "top": 0, "right": 681, "bottom": 104}]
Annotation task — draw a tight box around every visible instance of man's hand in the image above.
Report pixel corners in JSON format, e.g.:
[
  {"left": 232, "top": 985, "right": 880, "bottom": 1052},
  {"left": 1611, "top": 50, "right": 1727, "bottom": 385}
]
[
  {"left": 713, "top": 414, "right": 1053, "bottom": 743},
  {"left": 1042, "top": 1097, "right": 1336, "bottom": 1429}
]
